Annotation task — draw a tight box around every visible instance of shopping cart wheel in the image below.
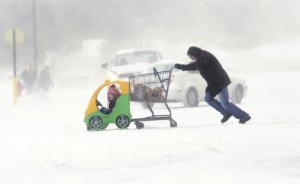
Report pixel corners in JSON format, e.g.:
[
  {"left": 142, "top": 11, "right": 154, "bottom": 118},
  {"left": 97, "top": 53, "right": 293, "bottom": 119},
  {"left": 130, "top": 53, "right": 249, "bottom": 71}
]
[
  {"left": 134, "top": 121, "right": 144, "bottom": 129},
  {"left": 116, "top": 115, "right": 131, "bottom": 129},
  {"left": 170, "top": 119, "right": 177, "bottom": 128}
]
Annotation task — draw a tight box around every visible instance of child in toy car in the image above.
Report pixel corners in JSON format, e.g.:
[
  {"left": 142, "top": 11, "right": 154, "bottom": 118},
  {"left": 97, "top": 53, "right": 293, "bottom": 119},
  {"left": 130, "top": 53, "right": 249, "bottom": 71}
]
[{"left": 100, "top": 84, "right": 121, "bottom": 114}]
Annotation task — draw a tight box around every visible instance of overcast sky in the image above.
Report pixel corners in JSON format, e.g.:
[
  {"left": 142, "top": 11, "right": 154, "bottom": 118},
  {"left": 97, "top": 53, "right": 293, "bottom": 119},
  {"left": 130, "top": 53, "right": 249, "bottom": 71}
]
[{"left": 1, "top": 0, "right": 300, "bottom": 68}]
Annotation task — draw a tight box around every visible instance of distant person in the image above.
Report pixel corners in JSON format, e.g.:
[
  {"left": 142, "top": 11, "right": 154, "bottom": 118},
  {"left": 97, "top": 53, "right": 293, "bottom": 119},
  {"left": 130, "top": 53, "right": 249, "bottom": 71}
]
[
  {"left": 21, "top": 64, "right": 37, "bottom": 95},
  {"left": 174, "top": 46, "right": 251, "bottom": 123},
  {"left": 38, "top": 66, "right": 53, "bottom": 92},
  {"left": 100, "top": 86, "right": 121, "bottom": 114}
]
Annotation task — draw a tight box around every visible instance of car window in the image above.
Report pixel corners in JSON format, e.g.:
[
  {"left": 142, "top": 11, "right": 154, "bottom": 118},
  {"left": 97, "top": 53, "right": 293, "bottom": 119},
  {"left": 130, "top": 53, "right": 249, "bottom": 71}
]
[
  {"left": 164, "top": 64, "right": 179, "bottom": 72},
  {"left": 113, "top": 52, "right": 158, "bottom": 66},
  {"left": 156, "top": 64, "right": 167, "bottom": 71},
  {"left": 145, "top": 63, "right": 179, "bottom": 73}
]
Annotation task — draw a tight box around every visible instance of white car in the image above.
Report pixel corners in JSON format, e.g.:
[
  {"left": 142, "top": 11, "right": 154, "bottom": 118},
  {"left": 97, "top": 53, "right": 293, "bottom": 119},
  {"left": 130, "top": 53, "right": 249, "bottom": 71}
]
[
  {"left": 102, "top": 49, "right": 163, "bottom": 80},
  {"left": 142, "top": 59, "right": 248, "bottom": 107}
]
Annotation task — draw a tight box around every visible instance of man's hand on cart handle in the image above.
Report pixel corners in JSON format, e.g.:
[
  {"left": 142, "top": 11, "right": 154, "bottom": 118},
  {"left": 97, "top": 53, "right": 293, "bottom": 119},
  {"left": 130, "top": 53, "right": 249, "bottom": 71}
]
[
  {"left": 153, "top": 67, "right": 158, "bottom": 77},
  {"left": 174, "top": 64, "right": 183, "bottom": 70}
]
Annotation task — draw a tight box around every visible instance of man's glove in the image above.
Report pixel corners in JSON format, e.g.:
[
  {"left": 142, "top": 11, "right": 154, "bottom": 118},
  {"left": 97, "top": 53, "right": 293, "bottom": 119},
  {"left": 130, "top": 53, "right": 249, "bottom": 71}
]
[{"left": 174, "top": 63, "right": 183, "bottom": 70}]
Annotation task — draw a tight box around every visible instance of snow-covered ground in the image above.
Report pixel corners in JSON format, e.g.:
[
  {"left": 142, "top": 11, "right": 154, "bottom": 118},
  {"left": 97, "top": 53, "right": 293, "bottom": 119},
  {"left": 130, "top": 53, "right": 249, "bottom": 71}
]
[{"left": 0, "top": 70, "right": 300, "bottom": 184}]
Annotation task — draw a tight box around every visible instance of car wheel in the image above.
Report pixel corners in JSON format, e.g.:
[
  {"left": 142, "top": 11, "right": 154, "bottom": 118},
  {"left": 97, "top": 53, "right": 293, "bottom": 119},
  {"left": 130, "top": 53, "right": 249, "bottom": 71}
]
[
  {"left": 141, "top": 102, "right": 154, "bottom": 109},
  {"left": 116, "top": 115, "right": 131, "bottom": 129},
  {"left": 183, "top": 88, "right": 199, "bottom": 107},
  {"left": 232, "top": 85, "right": 243, "bottom": 104},
  {"left": 89, "top": 115, "right": 105, "bottom": 130}
]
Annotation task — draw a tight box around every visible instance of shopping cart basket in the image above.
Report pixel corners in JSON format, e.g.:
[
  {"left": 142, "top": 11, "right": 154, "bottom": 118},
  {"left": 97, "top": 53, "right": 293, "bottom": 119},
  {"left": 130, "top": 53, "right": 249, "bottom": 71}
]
[{"left": 129, "top": 67, "right": 178, "bottom": 129}]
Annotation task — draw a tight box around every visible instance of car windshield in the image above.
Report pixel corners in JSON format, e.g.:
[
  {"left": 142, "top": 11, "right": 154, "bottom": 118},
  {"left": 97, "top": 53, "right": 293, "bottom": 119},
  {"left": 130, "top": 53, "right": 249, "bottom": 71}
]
[
  {"left": 113, "top": 52, "right": 159, "bottom": 66},
  {"left": 145, "top": 63, "right": 177, "bottom": 73}
]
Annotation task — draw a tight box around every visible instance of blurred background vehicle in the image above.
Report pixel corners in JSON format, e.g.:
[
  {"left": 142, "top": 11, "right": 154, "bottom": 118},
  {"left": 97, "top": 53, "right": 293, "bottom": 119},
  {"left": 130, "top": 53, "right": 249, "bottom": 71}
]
[
  {"left": 141, "top": 59, "right": 248, "bottom": 108},
  {"left": 102, "top": 49, "right": 163, "bottom": 80}
]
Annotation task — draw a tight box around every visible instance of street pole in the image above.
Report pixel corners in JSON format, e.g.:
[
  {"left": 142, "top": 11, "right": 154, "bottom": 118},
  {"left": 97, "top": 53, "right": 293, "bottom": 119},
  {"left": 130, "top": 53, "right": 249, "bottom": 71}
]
[
  {"left": 13, "top": 29, "right": 18, "bottom": 105},
  {"left": 32, "top": 0, "right": 38, "bottom": 71},
  {"left": 4, "top": 28, "right": 24, "bottom": 106}
]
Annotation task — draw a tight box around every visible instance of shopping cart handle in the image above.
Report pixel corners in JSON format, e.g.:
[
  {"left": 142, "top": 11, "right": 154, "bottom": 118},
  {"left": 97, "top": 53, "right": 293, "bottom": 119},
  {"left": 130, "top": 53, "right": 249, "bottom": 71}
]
[
  {"left": 170, "top": 66, "right": 175, "bottom": 71},
  {"left": 153, "top": 67, "right": 158, "bottom": 77}
]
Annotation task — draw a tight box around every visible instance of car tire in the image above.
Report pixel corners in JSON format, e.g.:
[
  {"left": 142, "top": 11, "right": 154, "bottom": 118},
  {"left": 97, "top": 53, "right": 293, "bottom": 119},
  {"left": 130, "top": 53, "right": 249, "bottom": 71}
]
[
  {"left": 141, "top": 102, "right": 154, "bottom": 109},
  {"left": 232, "top": 85, "right": 244, "bottom": 104},
  {"left": 183, "top": 88, "right": 199, "bottom": 107}
]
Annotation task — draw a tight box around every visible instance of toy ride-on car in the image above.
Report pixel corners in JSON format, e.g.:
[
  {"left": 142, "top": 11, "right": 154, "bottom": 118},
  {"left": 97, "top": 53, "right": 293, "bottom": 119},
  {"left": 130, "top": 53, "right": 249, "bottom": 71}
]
[{"left": 84, "top": 80, "right": 132, "bottom": 131}]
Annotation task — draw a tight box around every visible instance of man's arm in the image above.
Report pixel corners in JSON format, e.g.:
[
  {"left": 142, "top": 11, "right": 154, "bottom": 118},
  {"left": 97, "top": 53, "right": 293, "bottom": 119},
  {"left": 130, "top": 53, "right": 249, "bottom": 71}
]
[{"left": 175, "top": 61, "right": 199, "bottom": 71}]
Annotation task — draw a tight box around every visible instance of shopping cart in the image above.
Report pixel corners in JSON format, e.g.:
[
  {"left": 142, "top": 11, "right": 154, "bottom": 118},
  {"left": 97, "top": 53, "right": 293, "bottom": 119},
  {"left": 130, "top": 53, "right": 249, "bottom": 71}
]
[
  {"left": 129, "top": 67, "right": 177, "bottom": 129},
  {"left": 83, "top": 67, "right": 177, "bottom": 130}
]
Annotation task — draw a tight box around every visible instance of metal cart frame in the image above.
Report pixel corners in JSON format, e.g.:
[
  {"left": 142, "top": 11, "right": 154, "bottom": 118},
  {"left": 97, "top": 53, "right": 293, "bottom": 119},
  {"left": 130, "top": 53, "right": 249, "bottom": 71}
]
[{"left": 129, "top": 67, "right": 177, "bottom": 129}]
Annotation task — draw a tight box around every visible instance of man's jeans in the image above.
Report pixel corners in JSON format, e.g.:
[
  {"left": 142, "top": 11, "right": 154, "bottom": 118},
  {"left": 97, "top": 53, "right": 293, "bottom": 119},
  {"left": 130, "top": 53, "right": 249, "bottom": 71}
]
[{"left": 204, "top": 87, "right": 249, "bottom": 119}]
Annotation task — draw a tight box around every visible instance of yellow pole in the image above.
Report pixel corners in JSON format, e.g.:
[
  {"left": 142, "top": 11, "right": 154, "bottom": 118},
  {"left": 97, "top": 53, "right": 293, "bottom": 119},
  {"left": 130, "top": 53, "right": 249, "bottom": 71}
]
[
  {"left": 13, "top": 76, "right": 18, "bottom": 105},
  {"left": 4, "top": 28, "right": 24, "bottom": 106},
  {"left": 12, "top": 29, "right": 18, "bottom": 106}
]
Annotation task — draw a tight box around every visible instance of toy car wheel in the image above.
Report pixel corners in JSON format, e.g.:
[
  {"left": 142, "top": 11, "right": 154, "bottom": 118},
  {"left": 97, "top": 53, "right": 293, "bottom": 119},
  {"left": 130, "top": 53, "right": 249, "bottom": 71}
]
[
  {"left": 89, "top": 115, "right": 104, "bottom": 129},
  {"left": 135, "top": 121, "right": 144, "bottom": 129},
  {"left": 170, "top": 119, "right": 177, "bottom": 128},
  {"left": 116, "top": 115, "right": 130, "bottom": 129}
]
